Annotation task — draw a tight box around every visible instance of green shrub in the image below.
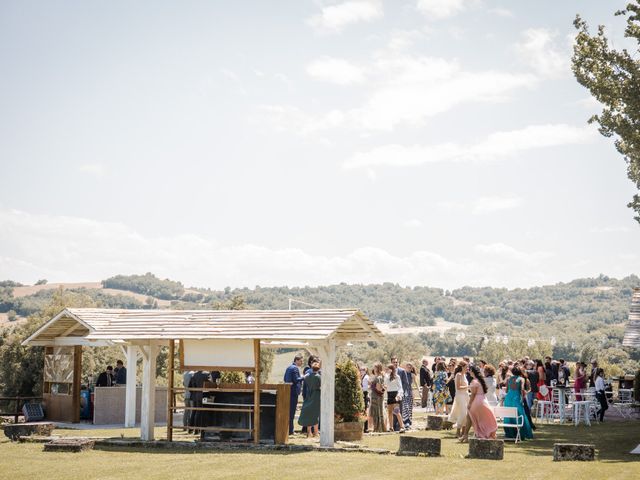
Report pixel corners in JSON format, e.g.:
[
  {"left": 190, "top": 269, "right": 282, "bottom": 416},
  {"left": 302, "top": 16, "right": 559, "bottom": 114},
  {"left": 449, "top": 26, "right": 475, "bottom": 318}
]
[{"left": 334, "top": 359, "right": 364, "bottom": 423}]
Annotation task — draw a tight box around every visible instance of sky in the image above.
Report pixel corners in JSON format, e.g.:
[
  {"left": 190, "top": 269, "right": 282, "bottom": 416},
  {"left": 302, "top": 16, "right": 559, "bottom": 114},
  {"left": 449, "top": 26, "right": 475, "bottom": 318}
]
[{"left": 1, "top": 0, "right": 639, "bottom": 291}]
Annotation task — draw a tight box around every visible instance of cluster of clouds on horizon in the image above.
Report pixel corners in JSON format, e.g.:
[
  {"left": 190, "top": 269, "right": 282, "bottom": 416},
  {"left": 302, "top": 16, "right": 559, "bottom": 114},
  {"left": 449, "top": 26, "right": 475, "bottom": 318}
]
[{"left": 1, "top": 207, "right": 637, "bottom": 291}]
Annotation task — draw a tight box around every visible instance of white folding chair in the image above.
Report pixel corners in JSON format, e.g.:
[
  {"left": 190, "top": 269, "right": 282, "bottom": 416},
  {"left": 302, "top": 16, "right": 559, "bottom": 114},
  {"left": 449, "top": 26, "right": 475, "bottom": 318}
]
[{"left": 494, "top": 406, "right": 524, "bottom": 443}]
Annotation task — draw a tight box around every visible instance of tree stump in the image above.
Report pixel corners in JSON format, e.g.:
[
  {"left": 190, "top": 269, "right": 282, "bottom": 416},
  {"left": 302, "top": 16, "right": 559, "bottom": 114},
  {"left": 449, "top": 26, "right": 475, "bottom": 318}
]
[
  {"left": 398, "top": 436, "right": 441, "bottom": 456},
  {"left": 468, "top": 438, "right": 504, "bottom": 460},
  {"left": 2, "top": 422, "right": 54, "bottom": 441},
  {"left": 553, "top": 443, "right": 595, "bottom": 461},
  {"left": 426, "top": 415, "right": 445, "bottom": 430},
  {"left": 44, "top": 438, "right": 95, "bottom": 453}
]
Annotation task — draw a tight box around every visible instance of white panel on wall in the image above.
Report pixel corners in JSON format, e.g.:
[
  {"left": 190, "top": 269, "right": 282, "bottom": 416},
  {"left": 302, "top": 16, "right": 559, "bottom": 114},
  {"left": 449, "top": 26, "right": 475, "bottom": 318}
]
[{"left": 182, "top": 339, "right": 254, "bottom": 368}]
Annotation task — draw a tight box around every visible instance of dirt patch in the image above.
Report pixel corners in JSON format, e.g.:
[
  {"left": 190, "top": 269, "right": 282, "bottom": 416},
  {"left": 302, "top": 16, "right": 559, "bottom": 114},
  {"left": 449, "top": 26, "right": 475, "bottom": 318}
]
[
  {"left": 375, "top": 319, "right": 468, "bottom": 335},
  {"left": 11, "top": 282, "right": 172, "bottom": 307},
  {"left": 451, "top": 298, "right": 473, "bottom": 306},
  {"left": 0, "top": 312, "right": 27, "bottom": 328},
  {"left": 12, "top": 283, "right": 102, "bottom": 297}
]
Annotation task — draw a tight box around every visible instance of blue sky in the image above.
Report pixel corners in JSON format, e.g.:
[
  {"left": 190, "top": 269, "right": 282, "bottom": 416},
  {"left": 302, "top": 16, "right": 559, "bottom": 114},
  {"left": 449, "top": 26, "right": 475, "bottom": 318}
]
[{"left": 1, "top": 0, "right": 638, "bottom": 289}]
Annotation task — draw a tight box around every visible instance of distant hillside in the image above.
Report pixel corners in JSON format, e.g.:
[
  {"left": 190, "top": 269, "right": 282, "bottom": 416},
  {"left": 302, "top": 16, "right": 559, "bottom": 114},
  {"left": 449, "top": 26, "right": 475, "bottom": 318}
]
[{"left": 1, "top": 274, "right": 638, "bottom": 369}]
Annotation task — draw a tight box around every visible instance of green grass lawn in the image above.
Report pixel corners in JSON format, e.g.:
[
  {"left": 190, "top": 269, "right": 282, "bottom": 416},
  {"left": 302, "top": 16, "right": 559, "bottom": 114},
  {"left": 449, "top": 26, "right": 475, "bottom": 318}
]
[{"left": 1, "top": 421, "right": 638, "bottom": 480}]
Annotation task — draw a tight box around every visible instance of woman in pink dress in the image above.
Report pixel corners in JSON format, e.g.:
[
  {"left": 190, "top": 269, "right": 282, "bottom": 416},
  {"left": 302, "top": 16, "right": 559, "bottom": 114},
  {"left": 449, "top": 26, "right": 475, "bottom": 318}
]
[{"left": 462, "top": 365, "right": 497, "bottom": 441}]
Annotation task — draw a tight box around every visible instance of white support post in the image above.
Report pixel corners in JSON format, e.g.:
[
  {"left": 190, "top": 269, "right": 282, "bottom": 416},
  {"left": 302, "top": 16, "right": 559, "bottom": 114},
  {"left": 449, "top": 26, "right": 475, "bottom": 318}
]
[
  {"left": 319, "top": 338, "right": 336, "bottom": 447},
  {"left": 125, "top": 345, "right": 138, "bottom": 427},
  {"left": 140, "top": 341, "right": 157, "bottom": 441}
]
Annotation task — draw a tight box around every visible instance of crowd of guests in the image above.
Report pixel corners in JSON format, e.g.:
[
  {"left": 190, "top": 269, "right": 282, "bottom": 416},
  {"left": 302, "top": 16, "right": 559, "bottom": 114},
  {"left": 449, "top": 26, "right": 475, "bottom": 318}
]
[
  {"left": 283, "top": 352, "right": 610, "bottom": 439},
  {"left": 361, "top": 354, "right": 609, "bottom": 440}
]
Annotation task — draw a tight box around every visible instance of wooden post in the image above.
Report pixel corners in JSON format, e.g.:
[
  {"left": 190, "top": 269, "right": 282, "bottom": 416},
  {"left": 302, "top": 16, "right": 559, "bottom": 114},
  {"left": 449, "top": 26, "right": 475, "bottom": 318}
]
[
  {"left": 275, "top": 383, "right": 290, "bottom": 445},
  {"left": 140, "top": 341, "right": 157, "bottom": 441},
  {"left": 125, "top": 345, "right": 138, "bottom": 427},
  {"left": 167, "top": 340, "right": 175, "bottom": 442},
  {"left": 319, "top": 339, "right": 336, "bottom": 447},
  {"left": 253, "top": 339, "right": 261, "bottom": 444},
  {"left": 72, "top": 345, "right": 82, "bottom": 423}
]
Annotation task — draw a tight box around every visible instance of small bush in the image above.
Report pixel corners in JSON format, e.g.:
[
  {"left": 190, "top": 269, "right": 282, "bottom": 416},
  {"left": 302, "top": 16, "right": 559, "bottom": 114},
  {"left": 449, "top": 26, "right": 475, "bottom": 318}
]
[{"left": 334, "top": 359, "right": 364, "bottom": 423}]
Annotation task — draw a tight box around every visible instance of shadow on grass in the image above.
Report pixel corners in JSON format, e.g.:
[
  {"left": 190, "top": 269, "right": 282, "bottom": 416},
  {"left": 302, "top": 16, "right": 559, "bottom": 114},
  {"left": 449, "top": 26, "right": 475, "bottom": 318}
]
[{"left": 512, "top": 421, "right": 640, "bottom": 463}]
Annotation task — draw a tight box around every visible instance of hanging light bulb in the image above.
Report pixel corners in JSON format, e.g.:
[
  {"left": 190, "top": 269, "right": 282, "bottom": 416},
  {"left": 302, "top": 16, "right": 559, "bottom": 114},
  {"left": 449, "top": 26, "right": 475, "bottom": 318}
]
[
  {"left": 502, "top": 335, "right": 509, "bottom": 344},
  {"left": 550, "top": 336, "right": 557, "bottom": 346},
  {"left": 527, "top": 339, "right": 536, "bottom": 347}
]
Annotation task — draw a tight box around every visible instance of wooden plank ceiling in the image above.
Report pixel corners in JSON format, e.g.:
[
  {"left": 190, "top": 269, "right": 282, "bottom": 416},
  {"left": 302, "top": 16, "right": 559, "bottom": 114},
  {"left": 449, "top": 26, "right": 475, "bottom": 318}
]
[{"left": 25, "top": 308, "right": 383, "bottom": 343}]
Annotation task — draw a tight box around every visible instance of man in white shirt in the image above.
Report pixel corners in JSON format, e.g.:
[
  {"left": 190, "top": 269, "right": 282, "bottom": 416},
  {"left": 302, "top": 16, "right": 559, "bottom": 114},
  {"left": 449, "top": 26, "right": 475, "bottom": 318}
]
[{"left": 594, "top": 368, "right": 608, "bottom": 422}]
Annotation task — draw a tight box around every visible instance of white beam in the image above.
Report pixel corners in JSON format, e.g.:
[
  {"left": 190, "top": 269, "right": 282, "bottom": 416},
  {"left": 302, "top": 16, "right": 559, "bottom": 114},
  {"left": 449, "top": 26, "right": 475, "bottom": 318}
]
[
  {"left": 139, "top": 345, "right": 149, "bottom": 362},
  {"left": 140, "top": 342, "right": 157, "bottom": 441},
  {"left": 125, "top": 345, "right": 138, "bottom": 428},
  {"left": 319, "top": 338, "right": 336, "bottom": 447}
]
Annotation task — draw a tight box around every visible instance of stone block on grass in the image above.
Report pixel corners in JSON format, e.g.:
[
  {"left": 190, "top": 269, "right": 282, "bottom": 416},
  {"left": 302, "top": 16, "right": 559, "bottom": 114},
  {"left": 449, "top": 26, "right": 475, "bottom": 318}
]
[
  {"left": 553, "top": 443, "right": 595, "bottom": 461},
  {"left": 44, "top": 438, "right": 95, "bottom": 452},
  {"left": 398, "top": 436, "right": 441, "bottom": 457},
  {"left": 2, "top": 422, "right": 54, "bottom": 441},
  {"left": 426, "top": 415, "right": 444, "bottom": 430},
  {"left": 467, "top": 438, "right": 504, "bottom": 460}
]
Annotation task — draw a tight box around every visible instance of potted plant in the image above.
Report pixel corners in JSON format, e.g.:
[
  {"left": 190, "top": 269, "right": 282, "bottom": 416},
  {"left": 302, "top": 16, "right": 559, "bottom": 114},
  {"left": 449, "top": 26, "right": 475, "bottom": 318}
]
[{"left": 334, "top": 359, "right": 365, "bottom": 441}]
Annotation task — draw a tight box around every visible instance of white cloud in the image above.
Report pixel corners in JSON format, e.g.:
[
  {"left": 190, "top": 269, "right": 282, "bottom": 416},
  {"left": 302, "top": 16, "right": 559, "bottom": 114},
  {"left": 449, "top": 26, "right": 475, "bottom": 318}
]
[
  {"left": 576, "top": 96, "right": 600, "bottom": 109},
  {"left": 590, "top": 226, "right": 632, "bottom": 233},
  {"left": 474, "top": 242, "right": 552, "bottom": 265},
  {"left": 344, "top": 123, "right": 595, "bottom": 168},
  {"left": 416, "top": 0, "right": 470, "bottom": 19},
  {"left": 306, "top": 57, "right": 366, "bottom": 85},
  {"left": 515, "top": 28, "right": 567, "bottom": 77},
  {"left": 258, "top": 105, "right": 347, "bottom": 135},
  {"left": 0, "top": 208, "right": 566, "bottom": 290},
  {"left": 220, "top": 68, "right": 239, "bottom": 81},
  {"left": 308, "top": 0, "right": 383, "bottom": 33},
  {"left": 79, "top": 164, "right": 105, "bottom": 176},
  {"left": 490, "top": 7, "right": 514, "bottom": 18},
  {"left": 386, "top": 30, "right": 424, "bottom": 51},
  {"left": 472, "top": 196, "right": 522, "bottom": 214},
  {"left": 403, "top": 219, "right": 423, "bottom": 228},
  {"left": 263, "top": 55, "right": 536, "bottom": 133}
]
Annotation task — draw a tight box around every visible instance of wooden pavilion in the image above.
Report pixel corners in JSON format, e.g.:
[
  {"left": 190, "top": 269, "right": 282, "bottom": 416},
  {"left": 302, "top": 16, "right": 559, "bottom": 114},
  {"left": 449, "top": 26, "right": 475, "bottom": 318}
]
[{"left": 23, "top": 308, "right": 383, "bottom": 447}]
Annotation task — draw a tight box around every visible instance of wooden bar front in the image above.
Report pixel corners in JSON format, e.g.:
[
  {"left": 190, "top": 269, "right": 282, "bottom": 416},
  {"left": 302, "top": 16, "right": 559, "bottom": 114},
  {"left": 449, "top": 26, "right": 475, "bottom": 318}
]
[{"left": 173, "top": 383, "right": 290, "bottom": 444}]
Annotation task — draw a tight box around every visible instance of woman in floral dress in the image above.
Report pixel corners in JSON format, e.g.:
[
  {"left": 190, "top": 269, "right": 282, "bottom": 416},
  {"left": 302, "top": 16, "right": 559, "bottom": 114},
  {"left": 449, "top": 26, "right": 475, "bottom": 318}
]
[{"left": 432, "top": 361, "right": 450, "bottom": 415}]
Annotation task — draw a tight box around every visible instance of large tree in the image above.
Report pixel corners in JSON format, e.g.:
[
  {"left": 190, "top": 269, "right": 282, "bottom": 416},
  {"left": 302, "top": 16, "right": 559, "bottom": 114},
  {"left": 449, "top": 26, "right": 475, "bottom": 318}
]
[{"left": 572, "top": 2, "right": 640, "bottom": 224}]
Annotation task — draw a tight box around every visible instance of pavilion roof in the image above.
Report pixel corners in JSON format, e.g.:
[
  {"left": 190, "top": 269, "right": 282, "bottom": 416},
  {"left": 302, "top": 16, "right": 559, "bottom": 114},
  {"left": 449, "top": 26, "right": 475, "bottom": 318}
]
[
  {"left": 622, "top": 288, "right": 640, "bottom": 349},
  {"left": 22, "top": 308, "right": 383, "bottom": 346}
]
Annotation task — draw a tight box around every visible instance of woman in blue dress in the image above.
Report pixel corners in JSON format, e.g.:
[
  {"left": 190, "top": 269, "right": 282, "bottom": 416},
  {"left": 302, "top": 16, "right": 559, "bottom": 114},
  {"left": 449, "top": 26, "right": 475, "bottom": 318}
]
[{"left": 503, "top": 366, "right": 533, "bottom": 440}]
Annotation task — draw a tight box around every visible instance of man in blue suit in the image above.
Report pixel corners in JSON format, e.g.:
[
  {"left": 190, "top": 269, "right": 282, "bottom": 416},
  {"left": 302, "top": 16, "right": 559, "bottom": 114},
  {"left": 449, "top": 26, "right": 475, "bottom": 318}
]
[
  {"left": 284, "top": 354, "right": 304, "bottom": 435},
  {"left": 392, "top": 356, "right": 411, "bottom": 429}
]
